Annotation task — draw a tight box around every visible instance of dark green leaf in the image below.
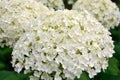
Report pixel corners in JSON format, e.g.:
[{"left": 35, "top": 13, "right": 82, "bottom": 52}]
[
  {"left": 97, "top": 73, "right": 120, "bottom": 80},
  {"left": 0, "top": 71, "right": 29, "bottom": 80},
  {"left": 0, "top": 62, "right": 6, "bottom": 69},
  {"left": 104, "top": 57, "right": 120, "bottom": 75}
]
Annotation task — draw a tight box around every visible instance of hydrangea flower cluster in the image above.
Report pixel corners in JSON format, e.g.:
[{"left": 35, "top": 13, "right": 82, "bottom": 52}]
[
  {"left": 73, "top": 0, "right": 120, "bottom": 29},
  {"left": 36, "top": 0, "right": 65, "bottom": 10},
  {"left": 0, "top": 0, "right": 49, "bottom": 47},
  {"left": 12, "top": 10, "right": 114, "bottom": 80}
]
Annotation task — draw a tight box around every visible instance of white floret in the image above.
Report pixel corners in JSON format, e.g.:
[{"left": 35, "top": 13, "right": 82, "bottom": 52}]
[{"left": 36, "top": 0, "right": 65, "bottom": 10}]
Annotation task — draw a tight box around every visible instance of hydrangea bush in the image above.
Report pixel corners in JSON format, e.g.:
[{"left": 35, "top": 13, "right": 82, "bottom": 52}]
[
  {"left": 0, "top": 0, "right": 120, "bottom": 80},
  {"left": 73, "top": 0, "right": 120, "bottom": 29},
  {"left": 12, "top": 10, "right": 114, "bottom": 80},
  {"left": 0, "top": 0, "right": 49, "bottom": 47}
]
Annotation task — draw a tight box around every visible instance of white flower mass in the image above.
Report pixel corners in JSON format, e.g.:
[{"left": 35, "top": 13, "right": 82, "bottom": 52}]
[
  {"left": 73, "top": 0, "right": 120, "bottom": 29},
  {"left": 36, "top": 0, "right": 65, "bottom": 10},
  {"left": 0, "top": 0, "right": 49, "bottom": 47},
  {"left": 12, "top": 10, "right": 114, "bottom": 80}
]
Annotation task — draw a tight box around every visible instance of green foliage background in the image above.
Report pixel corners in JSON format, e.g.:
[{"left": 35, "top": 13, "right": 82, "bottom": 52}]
[{"left": 0, "top": 0, "right": 120, "bottom": 80}]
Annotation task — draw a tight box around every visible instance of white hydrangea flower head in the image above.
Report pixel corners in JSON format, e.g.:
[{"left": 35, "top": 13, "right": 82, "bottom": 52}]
[
  {"left": 12, "top": 10, "right": 114, "bottom": 80},
  {"left": 0, "top": 0, "right": 49, "bottom": 47},
  {"left": 36, "top": 0, "right": 65, "bottom": 10},
  {"left": 73, "top": 0, "right": 120, "bottom": 29}
]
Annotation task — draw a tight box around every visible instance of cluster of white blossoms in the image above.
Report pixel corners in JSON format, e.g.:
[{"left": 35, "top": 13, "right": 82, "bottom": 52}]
[
  {"left": 73, "top": 0, "right": 120, "bottom": 29},
  {"left": 36, "top": 0, "right": 65, "bottom": 10},
  {"left": 0, "top": 0, "right": 49, "bottom": 47},
  {"left": 12, "top": 10, "right": 114, "bottom": 80}
]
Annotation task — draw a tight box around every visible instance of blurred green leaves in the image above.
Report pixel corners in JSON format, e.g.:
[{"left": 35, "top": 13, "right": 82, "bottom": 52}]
[
  {"left": 0, "top": 47, "right": 12, "bottom": 70},
  {"left": 0, "top": 71, "right": 29, "bottom": 80},
  {"left": 0, "top": 62, "right": 6, "bottom": 70},
  {"left": 105, "top": 57, "right": 120, "bottom": 75}
]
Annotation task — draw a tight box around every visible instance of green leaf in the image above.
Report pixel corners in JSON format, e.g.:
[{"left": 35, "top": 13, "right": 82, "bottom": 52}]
[
  {"left": 117, "top": 4, "right": 120, "bottom": 8},
  {"left": 105, "top": 57, "right": 120, "bottom": 75},
  {"left": 0, "top": 47, "right": 12, "bottom": 56},
  {"left": 75, "top": 72, "right": 90, "bottom": 80},
  {"left": 0, "top": 62, "right": 6, "bottom": 69},
  {"left": 0, "top": 71, "right": 29, "bottom": 80},
  {"left": 0, "top": 47, "right": 13, "bottom": 70},
  {"left": 110, "top": 25, "right": 120, "bottom": 42},
  {"left": 111, "top": 29, "right": 120, "bottom": 36},
  {"left": 97, "top": 73, "right": 120, "bottom": 80},
  {"left": 114, "top": 42, "right": 120, "bottom": 60},
  {"left": 0, "top": 47, "right": 13, "bottom": 62}
]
